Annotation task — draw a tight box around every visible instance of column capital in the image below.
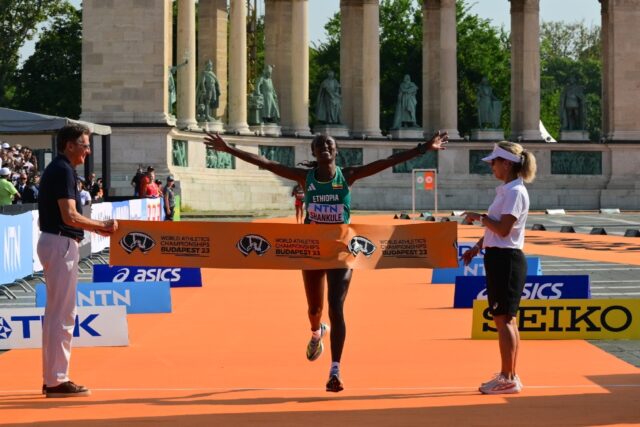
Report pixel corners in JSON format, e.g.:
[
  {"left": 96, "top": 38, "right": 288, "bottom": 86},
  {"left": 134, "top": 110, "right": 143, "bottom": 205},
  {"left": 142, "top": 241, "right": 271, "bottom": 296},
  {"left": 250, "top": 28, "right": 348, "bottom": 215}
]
[
  {"left": 341, "top": 0, "right": 378, "bottom": 6},
  {"left": 510, "top": 0, "right": 539, "bottom": 13},
  {"left": 423, "top": 0, "right": 441, "bottom": 10}
]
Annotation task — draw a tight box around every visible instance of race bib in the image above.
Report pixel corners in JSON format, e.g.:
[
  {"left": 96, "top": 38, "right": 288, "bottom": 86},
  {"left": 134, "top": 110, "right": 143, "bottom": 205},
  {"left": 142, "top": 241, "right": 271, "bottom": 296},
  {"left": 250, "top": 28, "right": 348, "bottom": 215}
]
[{"left": 307, "top": 203, "right": 344, "bottom": 224}]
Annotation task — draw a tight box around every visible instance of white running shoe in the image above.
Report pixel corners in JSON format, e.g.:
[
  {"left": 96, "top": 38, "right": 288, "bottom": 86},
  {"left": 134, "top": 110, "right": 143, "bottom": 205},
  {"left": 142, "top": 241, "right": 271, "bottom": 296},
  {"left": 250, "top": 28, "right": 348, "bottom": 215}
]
[{"left": 479, "top": 373, "right": 522, "bottom": 395}]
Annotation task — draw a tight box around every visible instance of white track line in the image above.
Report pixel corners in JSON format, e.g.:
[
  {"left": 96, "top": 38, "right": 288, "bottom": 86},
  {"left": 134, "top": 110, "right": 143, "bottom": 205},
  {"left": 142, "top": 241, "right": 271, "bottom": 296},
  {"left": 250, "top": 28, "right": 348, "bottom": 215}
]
[
  {"left": 2, "top": 384, "right": 640, "bottom": 394},
  {"left": 592, "top": 292, "right": 640, "bottom": 296},
  {"left": 592, "top": 280, "right": 640, "bottom": 283}
]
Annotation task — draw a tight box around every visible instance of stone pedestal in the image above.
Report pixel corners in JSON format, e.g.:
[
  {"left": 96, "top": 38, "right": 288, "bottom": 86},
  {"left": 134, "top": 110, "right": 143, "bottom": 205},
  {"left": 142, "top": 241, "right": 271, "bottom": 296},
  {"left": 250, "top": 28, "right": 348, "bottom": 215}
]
[
  {"left": 560, "top": 130, "right": 589, "bottom": 141},
  {"left": 250, "top": 124, "right": 282, "bottom": 137},
  {"left": 200, "top": 120, "right": 224, "bottom": 133},
  {"left": 313, "top": 125, "right": 350, "bottom": 138},
  {"left": 390, "top": 128, "right": 424, "bottom": 140},
  {"left": 471, "top": 129, "right": 505, "bottom": 141},
  {"left": 81, "top": 0, "right": 172, "bottom": 125}
]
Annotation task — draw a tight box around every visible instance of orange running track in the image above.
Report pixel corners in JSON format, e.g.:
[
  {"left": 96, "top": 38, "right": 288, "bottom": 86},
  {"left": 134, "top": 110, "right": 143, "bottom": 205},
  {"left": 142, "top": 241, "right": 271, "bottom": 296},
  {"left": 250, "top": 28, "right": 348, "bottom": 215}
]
[{"left": 1, "top": 216, "right": 639, "bottom": 426}]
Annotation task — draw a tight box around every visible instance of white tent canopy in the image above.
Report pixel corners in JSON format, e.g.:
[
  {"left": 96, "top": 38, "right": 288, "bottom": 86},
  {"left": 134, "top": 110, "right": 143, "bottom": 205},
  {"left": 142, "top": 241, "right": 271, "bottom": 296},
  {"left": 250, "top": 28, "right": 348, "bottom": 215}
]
[{"left": 0, "top": 107, "right": 111, "bottom": 136}]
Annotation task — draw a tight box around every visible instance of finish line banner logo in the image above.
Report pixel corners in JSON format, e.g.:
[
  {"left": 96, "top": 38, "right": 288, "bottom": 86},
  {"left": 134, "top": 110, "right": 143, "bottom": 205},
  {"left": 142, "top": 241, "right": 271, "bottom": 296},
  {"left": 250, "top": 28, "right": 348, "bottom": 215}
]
[
  {"left": 110, "top": 220, "right": 458, "bottom": 270},
  {"left": 471, "top": 299, "right": 640, "bottom": 340}
]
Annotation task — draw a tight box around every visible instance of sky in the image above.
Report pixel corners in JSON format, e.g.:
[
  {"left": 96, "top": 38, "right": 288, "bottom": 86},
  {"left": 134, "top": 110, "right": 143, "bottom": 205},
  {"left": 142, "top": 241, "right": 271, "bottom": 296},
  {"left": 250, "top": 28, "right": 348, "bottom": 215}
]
[{"left": 19, "top": 0, "right": 601, "bottom": 62}]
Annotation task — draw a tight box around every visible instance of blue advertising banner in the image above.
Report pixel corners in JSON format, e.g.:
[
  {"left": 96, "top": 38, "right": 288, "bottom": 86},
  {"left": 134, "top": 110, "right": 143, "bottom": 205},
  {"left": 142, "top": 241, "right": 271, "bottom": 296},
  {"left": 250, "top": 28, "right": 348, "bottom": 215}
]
[
  {"left": 92, "top": 265, "right": 203, "bottom": 288},
  {"left": 431, "top": 257, "right": 542, "bottom": 284},
  {"left": 0, "top": 212, "right": 34, "bottom": 285},
  {"left": 453, "top": 275, "right": 591, "bottom": 308},
  {"left": 112, "top": 200, "right": 131, "bottom": 220},
  {"left": 36, "top": 281, "right": 172, "bottom": 314}
]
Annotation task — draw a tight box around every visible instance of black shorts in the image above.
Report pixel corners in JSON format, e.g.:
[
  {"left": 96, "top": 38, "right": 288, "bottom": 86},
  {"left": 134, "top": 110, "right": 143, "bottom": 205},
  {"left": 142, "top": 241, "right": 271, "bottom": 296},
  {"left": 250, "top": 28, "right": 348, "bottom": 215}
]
[{"left": 483, "top": 247, "right": 527, "bottom": 316}]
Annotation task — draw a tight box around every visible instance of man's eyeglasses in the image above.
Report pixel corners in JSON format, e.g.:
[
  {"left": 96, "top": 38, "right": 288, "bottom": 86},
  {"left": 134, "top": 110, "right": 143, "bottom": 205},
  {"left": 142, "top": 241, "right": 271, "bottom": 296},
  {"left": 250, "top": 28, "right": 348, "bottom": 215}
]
[{"left": 75, "top": 141, "right": 91, "bottom": 150}]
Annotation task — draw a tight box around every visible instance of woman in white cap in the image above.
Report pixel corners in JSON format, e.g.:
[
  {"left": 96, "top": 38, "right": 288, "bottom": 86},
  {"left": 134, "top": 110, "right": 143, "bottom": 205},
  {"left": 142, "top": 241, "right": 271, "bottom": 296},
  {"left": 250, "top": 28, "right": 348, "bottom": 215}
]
[{"left": 461, "top": 141, "right": 536, "bottom": 395}]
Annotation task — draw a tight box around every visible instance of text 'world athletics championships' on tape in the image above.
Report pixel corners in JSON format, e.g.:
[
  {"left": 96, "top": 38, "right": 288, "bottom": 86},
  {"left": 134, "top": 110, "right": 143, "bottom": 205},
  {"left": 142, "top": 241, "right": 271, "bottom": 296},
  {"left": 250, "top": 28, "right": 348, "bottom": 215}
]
[
  {"left": 471, "top": 299, "right": 640, "bottom": 340},
  {"left": 109, "top": 220, "right": 459, "bottom": 270}
]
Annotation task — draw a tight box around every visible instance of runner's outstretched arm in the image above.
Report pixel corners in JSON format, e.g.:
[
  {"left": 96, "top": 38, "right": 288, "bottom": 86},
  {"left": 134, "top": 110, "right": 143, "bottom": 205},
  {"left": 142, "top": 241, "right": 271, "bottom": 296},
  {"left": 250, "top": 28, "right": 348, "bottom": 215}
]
[
  {"left": 343, "top": 131, "right": 448, "bottom": 185},
  {"left": 204, "top": 132, "right": 307, "bottom": 184}
]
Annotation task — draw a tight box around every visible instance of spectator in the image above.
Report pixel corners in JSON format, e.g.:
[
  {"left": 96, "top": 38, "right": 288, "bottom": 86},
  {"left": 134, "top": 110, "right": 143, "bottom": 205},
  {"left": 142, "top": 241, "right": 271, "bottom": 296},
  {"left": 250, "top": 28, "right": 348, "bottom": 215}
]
[
  {"left": 155, "top": 179, "right": 163, "bottom": 196},
  {"left": 78, "top": 180, "right": 92, "bottom": 206},
  {"left": 163, "top": 175, "right": 176, "bottom": 221},
  {"left": 131, "top": 165, "right": 143, "bottom": 197},
  {"left": 145, "top": 171, "right": 160, "bottom": 198},
  {"left": 85, "top": 172, "right": 96, "bottom": 191},
  {"left": 90, "top": 178, "right": 103, "bottom": 201},
  {"left": 13, "top": 172, "right": 32, "bottom": 205},
  {"left": 23, "top": 174, "right": 39, "bottom": 203},
  {"left": 0, "top": 167, "right": 20, "bottom": 206},
  {"left": 139, "top": 166, "right": 154, "bottom": 197}
]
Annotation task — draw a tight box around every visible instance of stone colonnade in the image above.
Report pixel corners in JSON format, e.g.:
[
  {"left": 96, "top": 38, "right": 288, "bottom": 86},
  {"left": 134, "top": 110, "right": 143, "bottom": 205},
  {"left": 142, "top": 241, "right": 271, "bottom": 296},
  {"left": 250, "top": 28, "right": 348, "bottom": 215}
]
[{"left": 81, "top": 0, "right": 640, "bottom": 141}]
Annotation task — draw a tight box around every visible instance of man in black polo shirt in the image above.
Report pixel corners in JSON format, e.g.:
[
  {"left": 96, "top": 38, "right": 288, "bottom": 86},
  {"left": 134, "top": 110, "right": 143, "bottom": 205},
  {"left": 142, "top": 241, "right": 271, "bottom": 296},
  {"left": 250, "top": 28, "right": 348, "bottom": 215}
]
[{"left": 38, "top": 124, "right": 118, "bottom": 398}]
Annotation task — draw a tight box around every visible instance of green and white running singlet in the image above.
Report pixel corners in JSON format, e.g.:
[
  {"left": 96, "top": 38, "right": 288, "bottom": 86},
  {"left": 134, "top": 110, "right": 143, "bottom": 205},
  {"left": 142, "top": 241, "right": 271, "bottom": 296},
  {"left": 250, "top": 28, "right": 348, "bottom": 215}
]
[{"left": 304, "top": 167, "right": 351, "bottom": 224}]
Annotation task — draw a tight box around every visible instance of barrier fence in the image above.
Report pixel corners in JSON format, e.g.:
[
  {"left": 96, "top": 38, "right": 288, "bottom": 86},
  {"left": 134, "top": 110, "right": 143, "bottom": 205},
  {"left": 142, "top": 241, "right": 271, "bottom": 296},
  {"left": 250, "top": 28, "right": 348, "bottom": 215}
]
[{"left": 0, "top": 198, "right": 166, "bottom": 287}]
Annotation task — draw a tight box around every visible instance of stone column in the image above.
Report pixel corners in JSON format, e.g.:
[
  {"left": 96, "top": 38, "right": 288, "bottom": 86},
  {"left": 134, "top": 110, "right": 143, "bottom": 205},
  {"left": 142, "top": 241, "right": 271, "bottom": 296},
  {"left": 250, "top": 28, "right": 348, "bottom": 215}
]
[
  {"left": 228, "top": 0, "right": 251, "bottom": 134},
  {"left": 422, "top": 0, "right": 461, "bottom": 140},
  {"left": 510, "top": 0, "right": 543, "bottom": 141},
  {"left": 264, "top": 0, "right": 289, "bottom": 125},
  {"left": 340, "top": 0, "right": 382, "bottom": 138},
  {"left": 176, "top": 0, "right": 197, "bottom": 129},
  {"left": 290, "top": 0, "right": 312, "bottom": 136},
  {"left": 81, "top": 0, "right": 172, "bottom": 124},
  {"left": 198, "top": 0, "right": 228, "bottom": 122},
  {"left": 601, "top": 0, "right": 640, "bottom": 140}
]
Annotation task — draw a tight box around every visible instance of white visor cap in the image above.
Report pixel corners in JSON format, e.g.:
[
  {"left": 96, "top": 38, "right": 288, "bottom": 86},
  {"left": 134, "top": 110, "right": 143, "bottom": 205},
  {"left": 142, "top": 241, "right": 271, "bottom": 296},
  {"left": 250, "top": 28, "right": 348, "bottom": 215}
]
[{"left": 481, "top": 144, "right": 523, "bottom": 164}]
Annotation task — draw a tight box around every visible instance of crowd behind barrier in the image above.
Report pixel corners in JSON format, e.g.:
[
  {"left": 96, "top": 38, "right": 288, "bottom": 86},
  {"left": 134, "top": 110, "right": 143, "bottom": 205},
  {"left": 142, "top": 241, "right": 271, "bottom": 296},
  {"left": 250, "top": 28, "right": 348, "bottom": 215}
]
[{"left": 0, "top": 198, "right": 166, "bottom": 287}]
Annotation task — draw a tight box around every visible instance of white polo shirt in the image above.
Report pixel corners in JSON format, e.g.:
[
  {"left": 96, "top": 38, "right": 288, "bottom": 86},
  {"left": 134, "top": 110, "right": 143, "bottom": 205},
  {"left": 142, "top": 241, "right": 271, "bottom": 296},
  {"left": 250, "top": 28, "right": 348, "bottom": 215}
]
[{"left": 483, "top": 177, "right": 529, "bottom": 249}]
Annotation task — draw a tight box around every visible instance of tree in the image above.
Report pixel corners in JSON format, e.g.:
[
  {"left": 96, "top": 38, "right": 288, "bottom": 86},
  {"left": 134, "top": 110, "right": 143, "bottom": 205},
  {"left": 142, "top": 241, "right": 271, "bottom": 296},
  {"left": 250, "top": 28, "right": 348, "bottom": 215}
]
[
  {"left": 310, "top": 0, "right": 511, "bottom": 135},
  {"left": 540, "top": 21, "right": 601, "bottom": 140},
  {"left": 0, "top": 0, "right": 65, "bottom": 105},
  {"left": 13, "top": 4, "right": 81, "bottom": 118}
]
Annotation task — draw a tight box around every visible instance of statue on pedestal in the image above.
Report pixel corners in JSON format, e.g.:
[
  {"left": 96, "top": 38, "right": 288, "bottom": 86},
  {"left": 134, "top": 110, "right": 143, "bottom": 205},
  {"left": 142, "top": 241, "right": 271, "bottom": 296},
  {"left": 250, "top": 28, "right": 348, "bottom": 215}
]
[
  {"left": 316, "top": 70, "right": 342, "bottom": 124},
  {"left": 560, "top": 77, "right": 587, "bottom": 131},
  {"left": 477, "top": 77, "right": 502, "bottom": 129},
  {"left": 168, "top": 57, "right": 189, "bottom": 116},
  {"left": 196, "top": 59, "right": 221, "bottom": 123},
  {"left": 392, "top": 75, "right": 419, "bottom": 129},
  {"left": 253, "top": 65, "right": 280, "bottom": 123}
]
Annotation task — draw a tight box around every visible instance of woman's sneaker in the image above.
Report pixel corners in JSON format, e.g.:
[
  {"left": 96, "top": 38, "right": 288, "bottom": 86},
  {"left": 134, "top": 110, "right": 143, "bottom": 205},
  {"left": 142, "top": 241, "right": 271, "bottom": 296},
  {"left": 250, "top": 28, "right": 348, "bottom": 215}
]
[
  {"left": 479, "top": 373, "right": 521, "bottom": 395},
  {"left": 326, "top": 373, "right": 344, "bottom": 393},
  {"left": 45, "top": 381, "right": 91, "bottom": 398},
  {"left": 306, "top": 323, "right": 329, "bottom": 361}
]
